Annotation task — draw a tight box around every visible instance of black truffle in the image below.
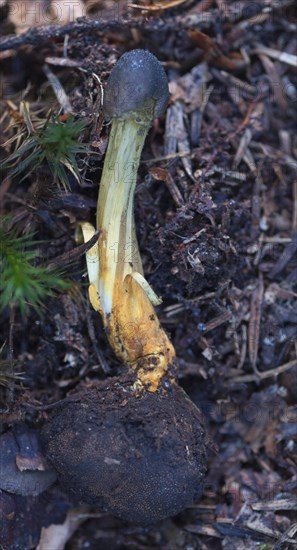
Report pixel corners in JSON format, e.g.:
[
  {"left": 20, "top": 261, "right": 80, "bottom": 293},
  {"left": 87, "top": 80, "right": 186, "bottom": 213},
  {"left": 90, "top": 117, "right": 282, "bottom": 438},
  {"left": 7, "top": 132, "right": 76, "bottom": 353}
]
[{"left": 41, "top": 378, "right": 208, "bottom": 525}]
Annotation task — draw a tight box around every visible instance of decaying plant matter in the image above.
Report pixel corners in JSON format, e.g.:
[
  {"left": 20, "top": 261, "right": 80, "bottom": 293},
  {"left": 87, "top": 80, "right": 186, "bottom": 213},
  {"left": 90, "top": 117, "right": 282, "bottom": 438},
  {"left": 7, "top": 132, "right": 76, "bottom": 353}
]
[{"left": 42, "top": 50, "right": 209, "bottom": 525}]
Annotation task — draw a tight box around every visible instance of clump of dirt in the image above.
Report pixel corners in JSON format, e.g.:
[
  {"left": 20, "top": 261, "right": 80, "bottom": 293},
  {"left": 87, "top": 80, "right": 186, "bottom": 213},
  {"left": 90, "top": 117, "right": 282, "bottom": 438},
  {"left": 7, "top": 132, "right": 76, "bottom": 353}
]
[{"left": 41, "top": 376, "right": 209, "bottom": 525}]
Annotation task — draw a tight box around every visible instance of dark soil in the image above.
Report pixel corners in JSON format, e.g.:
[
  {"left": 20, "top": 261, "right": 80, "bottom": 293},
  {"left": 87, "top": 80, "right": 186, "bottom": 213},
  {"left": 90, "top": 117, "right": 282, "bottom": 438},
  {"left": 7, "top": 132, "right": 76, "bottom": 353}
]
[{"left": 0, "top": 1, "right": 297, "bottom": 549}]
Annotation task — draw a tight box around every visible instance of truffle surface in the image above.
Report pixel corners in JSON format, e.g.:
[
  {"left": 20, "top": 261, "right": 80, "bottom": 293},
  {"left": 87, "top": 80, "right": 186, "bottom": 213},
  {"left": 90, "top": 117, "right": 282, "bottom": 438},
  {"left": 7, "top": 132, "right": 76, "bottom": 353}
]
[{"left": 41, "top": 379, "right": 208, "bottom": 525}]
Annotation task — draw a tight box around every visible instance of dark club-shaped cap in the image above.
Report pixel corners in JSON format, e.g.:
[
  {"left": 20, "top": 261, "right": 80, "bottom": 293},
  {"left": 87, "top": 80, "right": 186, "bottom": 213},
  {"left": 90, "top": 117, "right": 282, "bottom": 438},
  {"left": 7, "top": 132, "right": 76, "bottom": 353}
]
[{"left": 103, "top": 49, "right": 169, "bottom": 121}]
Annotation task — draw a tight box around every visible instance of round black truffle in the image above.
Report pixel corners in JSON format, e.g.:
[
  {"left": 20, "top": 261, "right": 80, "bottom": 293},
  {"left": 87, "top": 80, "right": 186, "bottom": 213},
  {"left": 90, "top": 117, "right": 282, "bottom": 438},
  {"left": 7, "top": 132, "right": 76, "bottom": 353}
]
[
  {"left": 103, "top": 49, "right": 169, "bottom": 121},
  {"left": 41, "top": 379, "right": 208, "bottom": 525}
]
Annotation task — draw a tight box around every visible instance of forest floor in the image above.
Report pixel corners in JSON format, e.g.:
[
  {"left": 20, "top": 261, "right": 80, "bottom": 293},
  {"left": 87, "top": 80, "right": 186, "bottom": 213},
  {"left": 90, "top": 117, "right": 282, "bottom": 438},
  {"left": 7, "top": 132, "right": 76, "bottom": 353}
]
[{"left": 0, "top": 1, "right": 297, "bottom": 549}]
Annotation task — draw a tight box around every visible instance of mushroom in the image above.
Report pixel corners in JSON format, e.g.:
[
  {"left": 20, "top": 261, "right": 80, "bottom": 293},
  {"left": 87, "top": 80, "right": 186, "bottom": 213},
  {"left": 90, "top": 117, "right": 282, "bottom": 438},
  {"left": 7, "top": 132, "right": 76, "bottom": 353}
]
[
  {"left": 84, "top": 48, "right": 174, "bottom": 392},
  {"left": 41, "top": 50, "right": 209, "bottom": 525}
]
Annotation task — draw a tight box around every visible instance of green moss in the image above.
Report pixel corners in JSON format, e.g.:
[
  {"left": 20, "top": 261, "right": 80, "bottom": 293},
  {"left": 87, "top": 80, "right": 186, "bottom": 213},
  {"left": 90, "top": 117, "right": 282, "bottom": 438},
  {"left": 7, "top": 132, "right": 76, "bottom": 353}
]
[
  {"left": 0, "top": 218, "right": 69, "bottom": 317},
  {"left": 1, "top": 114, "right": 88, "bottom": 189}
]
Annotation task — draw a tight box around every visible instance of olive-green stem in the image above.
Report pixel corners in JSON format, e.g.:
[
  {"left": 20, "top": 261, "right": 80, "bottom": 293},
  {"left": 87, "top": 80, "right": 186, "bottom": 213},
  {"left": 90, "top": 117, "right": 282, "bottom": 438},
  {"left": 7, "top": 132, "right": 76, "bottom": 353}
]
[
  {"left": 82, "top": 109, "right": 176, "bottom": 391},
  {"left": 96, "top": 118, "right": 149, "bottom": 320}
]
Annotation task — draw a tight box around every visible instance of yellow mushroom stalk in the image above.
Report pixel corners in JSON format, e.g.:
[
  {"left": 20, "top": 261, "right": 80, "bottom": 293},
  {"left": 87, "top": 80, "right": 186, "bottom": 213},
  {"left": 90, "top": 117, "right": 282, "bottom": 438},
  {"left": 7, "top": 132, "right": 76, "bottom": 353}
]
[
  {"left": 81, "top": 50, "right": 175, "bottom": 391},
  {"left": 42, "top": 51, "right": 209, "bottom": 526}
]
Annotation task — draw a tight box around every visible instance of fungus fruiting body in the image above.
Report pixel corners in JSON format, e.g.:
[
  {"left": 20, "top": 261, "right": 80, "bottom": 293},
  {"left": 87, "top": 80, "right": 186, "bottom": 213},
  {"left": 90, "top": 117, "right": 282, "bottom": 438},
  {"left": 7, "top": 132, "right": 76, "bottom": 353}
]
[
  {"left": 42, "top": 50, "right": 209, "bottom": 525},
  {"left": 87, "top": 49, "right": 174, "bottom": 392},
  {"left": 42, "top": 379, "right": 208, "bottom": 525}
]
